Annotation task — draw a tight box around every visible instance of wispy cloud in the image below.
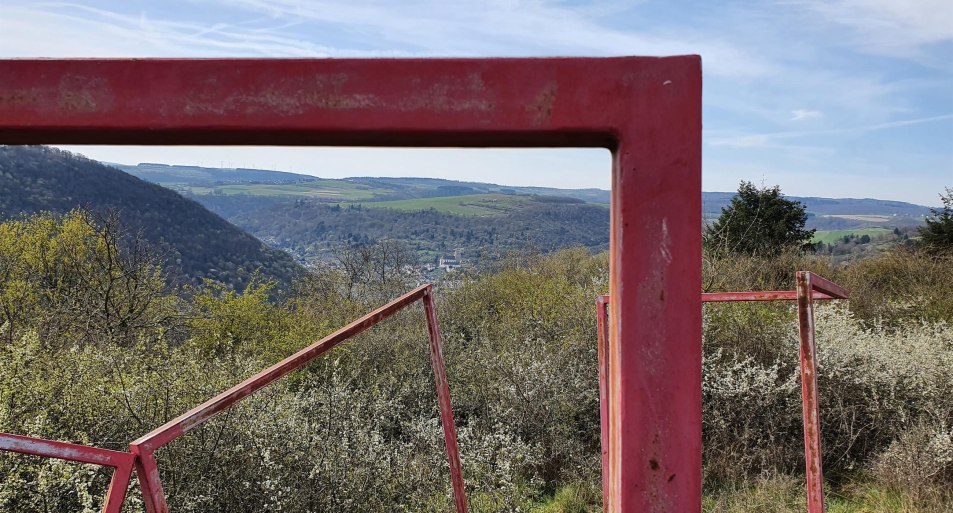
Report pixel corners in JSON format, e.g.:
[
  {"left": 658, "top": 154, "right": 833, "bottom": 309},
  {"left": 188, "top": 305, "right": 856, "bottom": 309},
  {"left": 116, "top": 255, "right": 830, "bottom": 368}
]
[
  {"left": 710, "top": 113, "right": 953, "bottom": 148},
  {"left": 0, "top": 2, "right": 418, "bottom": 58},
  {"left": 791, "top": 109, "right": 823, "bottom": 121},
  {"left": 1, "top": 1, "right": 777, "bottom": 78},
  {"left": 788, "top": 0, "right": 953, "bottom": 62}
]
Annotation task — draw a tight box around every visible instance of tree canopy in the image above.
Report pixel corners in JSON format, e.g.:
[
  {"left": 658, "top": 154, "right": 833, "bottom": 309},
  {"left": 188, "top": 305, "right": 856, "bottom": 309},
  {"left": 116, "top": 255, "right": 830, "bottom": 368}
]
[
  {"left": 918, "top": 187, "right": 953, "bottom": 254},
  {"left": 704, "top": 181, "right": 815, "bottom": 256}
]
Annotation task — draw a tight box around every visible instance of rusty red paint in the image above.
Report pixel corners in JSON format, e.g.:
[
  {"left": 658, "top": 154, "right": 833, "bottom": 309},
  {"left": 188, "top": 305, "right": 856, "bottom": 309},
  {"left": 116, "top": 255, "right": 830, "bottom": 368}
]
[
  {"left": 702, "top": 291, "right": 837, "bottom": 302},
  {"left": 0, "top": 433, "right": 134, "bottom": 513},
  {"left": 128, "top": 284, "right": 467, "bottom": 513},
  {"left": 599, "top": 271, "right": 847, "bottom": 513},
  {"left": 797, "top": 272, "right": 827, "bottom": 513},
  {"left": 0, "top": 56, "right": 703, "bottom": 512},
  {"left": 423, "top": 289, "right": 469, "bottom": 513},
  {"left": 595, "top": 295, "right": 611, "bottom": 512}
]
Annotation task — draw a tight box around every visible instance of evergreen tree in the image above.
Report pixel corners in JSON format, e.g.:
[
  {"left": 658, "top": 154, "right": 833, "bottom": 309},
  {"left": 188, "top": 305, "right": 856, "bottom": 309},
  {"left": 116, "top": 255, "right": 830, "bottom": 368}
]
[
  {"left": 919, "top": 187, "right": 953, "bottom": 253},
  {"left": 704, "top": 181, "right": 815, "bottom": 256}
]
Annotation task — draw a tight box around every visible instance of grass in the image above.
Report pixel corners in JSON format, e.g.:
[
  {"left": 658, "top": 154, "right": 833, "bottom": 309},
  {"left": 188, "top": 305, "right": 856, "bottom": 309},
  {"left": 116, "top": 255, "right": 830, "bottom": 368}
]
[
  {"left": 529, "top": 477, "right": 951, "bottom": 513},
  {"left": 343, "top": 193, "right": 538, "bottom": 216},
  {"left": 812, "top": 227, "right": 894, "bottom": 244},
  {"left": 178, "top": 179, "right": 379, "bottom": 199}
]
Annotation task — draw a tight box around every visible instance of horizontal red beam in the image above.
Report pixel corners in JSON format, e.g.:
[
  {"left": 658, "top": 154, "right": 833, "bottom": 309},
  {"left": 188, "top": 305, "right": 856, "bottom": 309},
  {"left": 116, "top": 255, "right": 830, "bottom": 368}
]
[
  {"left": 0, "top": 57, "right": 700, "bottom": 148},
  {"left": 702, "top": 291, "right": 836, "bottom": 302},
  {"left": 132, "top": 284, "right": 430, "bottom": 452},
  {"left": 0, "top": 433, "right": 134, "bottom": 468},
  {"left": 804, "top": 272, "right": 849, "bottom": 300}
]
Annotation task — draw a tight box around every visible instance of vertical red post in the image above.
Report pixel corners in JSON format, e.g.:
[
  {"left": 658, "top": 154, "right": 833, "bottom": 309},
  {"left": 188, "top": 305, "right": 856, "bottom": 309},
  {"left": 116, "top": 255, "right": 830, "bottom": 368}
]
[
  {"left": 595, "top": 295, "right": 611, "bottom": 512},
  {"left": 422, "top": 286, "right": 469, "bottom": 513},
  {"left": 796, "top": 271, "right": 826, "bottom": 513},
  {"left": 609, "top": 64, "right": 703, "bottom": 512}
]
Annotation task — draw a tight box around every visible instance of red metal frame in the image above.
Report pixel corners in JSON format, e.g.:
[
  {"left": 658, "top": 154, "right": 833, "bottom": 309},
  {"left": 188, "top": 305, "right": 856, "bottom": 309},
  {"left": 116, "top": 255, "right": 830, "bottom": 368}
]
[
  {"left": 0, "top": 433, "right": 135, "bottom": 513},
  {"left": 0, "top": 56, "right": 702, "bottom": 512},
  {"left": 596, "top": 271, "right": 848, "bottom": 513},
  {"left": 128, "top": 284, "right": 466, "bottom": 513}
]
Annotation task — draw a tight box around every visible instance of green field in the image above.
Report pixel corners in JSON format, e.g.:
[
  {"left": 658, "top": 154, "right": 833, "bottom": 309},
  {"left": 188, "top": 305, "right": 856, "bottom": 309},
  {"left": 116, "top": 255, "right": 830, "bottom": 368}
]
[
  {"left": 812, "top": 227, "right": 894, "bottom": 244},
  {"left": 342, "top": 193, "right": 539, "bottom": 216},
  {"left": 177, "top": 180, "right": 378, "bottom": 199}
]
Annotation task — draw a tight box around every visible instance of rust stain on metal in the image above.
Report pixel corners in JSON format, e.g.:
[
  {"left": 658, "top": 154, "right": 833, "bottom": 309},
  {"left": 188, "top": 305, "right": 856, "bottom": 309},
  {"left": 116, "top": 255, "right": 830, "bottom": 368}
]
[
  {"left": 399, "top": 82, "right": 492, "bottom": 113},
  {"left": 57, "top": 75, "right": 111, "bottom": 113},
  {"left": 529, "top": 82, "right": 557, "bottom": 125},
  {"left": 0, "top": 90, "right": 38, "bottom": 108}
]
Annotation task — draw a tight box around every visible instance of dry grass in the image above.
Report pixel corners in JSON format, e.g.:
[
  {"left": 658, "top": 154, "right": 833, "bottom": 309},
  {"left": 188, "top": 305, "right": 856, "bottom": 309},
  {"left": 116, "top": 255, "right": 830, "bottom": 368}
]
[{"left": 702, "top": 475, "right": 952, "bottom": 513}]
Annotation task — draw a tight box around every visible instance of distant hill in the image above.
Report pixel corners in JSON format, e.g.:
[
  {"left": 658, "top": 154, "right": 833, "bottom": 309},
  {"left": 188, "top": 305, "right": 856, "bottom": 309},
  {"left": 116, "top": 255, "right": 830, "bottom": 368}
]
[
  {"left": 110, "top": 162, "right": 319, "bottom": 186},
  {"left": 116, "top": 162, "right": 932, "bottom": 220},
  {"left": 209, "top": 197, "right": 609, "bottom": 264},
  {"left": 114, "top": 163, "right": 611, "bottom": 203},
  {"left": 106, "top": 161, "right": 933, "bottom": 263},
  {"left": 1, "top": 147, "right": 301, "bottom": 290}
]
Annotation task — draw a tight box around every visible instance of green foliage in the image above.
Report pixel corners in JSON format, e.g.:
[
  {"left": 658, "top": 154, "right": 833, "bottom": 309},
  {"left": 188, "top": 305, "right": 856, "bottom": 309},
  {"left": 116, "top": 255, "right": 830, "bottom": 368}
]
[
  {"left": 918, "top": 187, "right": 953, "bottom": 253},
  {"left": 0, "top": 145, "right": 301, "bottom": 290},
  {"left": 705, "top": 181, "right": 815, "bottom": 257},
  {"left": 0, "top": 210, "right": 177, "bottom": 346},
  {"left": 839, "top": 248, "right": 953, "bottom": 324},
  {"left": 530, "top": 483, "right": 601, "bottom": 513},
  {"left": 197, "top": 194, "right": 609, "bottom": 264},
  {"left": 1, "top": 215, "right": 952, "bottom": 512}
]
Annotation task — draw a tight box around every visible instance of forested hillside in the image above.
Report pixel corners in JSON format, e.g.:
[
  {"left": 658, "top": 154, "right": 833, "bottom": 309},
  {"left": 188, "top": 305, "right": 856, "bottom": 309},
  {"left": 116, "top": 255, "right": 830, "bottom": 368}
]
[
  {"left": 0, "top": 146, "right": 300, "bottom": 289},
  {"left": 198, "top": 195, "right": 609, "bottom": 263}
]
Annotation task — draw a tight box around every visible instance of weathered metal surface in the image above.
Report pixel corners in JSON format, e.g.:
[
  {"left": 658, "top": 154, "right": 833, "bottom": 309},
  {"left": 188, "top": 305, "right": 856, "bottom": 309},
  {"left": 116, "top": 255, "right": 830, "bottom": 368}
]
[
  {"left": 804, "top": 272, "right": 849, "bottom": 300},
  {"left": 423, "top": 289, "right": 469, "bottom": 513},
  {"left": 595, "top": 295, "right": 611, "bottom": 512},
  {"left": 0, "top": 56, "right": 703, "bottom": 512},
  {"left": 703, "top": 291, "right": 837, "bottom": 302},
  {"left": 797, "top": 272, "right": 827, "bottom": 513},
  {"left": 0, "top": 433, "right": 134, "bottom": 513},
  {"left": 600, "top": 271, "right": 846, "bottom": 513}
]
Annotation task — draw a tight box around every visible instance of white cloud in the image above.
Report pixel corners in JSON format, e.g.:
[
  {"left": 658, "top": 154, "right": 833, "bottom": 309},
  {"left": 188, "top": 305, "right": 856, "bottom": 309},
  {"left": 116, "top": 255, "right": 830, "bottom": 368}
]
[
  {"left": 789, "top": 0, "right": 953, "bottom": 59},
  {"left": 710, "top": 113, "right": 953, "bottom": 148},
  {"left": 0, "top": 3, "right": 415, "bottom": 58},
  {"left": 0, "top": 1, "right": 777, "bottom": 78},
  {"left": 791, "top": 109, "right": 823, "bottom": 121}
]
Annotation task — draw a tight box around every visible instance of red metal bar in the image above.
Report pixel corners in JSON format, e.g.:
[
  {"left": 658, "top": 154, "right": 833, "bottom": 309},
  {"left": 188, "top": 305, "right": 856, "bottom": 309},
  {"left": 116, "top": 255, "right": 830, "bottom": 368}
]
[
  {"left": 805, "top": 272, "right": 849, "bottom": 300},
  {"left": 0, "top": 433, "right": 134, "bottom": 513},
  {"left": 797, "top": 272, "right": 826, "bottom": 513},
  {"left": 600, "top": 271, "right": 846, "bottom": 513},
  {"left": 130, "top": 284, "right": 467, "bottom": 513},
  {"left": 702, "top": 291, "right": 836, "bottom": 302},
  {"left": 595, "top": 295, "right": 611, "bottom": 512},
  {"left": 422, "top": 288, "right": 468, "bottom": 513},
  {"left": 610, "top": 65, "right": 703, "bottom": 513},
  {"left": 133, "top": 284, "right": 430, "bottom": 454},
  {"left": 0, "top": 56, "right": 703, "bottom": 512}
]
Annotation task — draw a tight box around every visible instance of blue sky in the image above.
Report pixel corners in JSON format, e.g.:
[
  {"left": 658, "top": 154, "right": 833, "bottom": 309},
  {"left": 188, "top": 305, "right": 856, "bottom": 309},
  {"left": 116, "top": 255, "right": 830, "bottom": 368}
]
[{"left": 2, "top": 0, "right": 951, "bottom": 205}]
